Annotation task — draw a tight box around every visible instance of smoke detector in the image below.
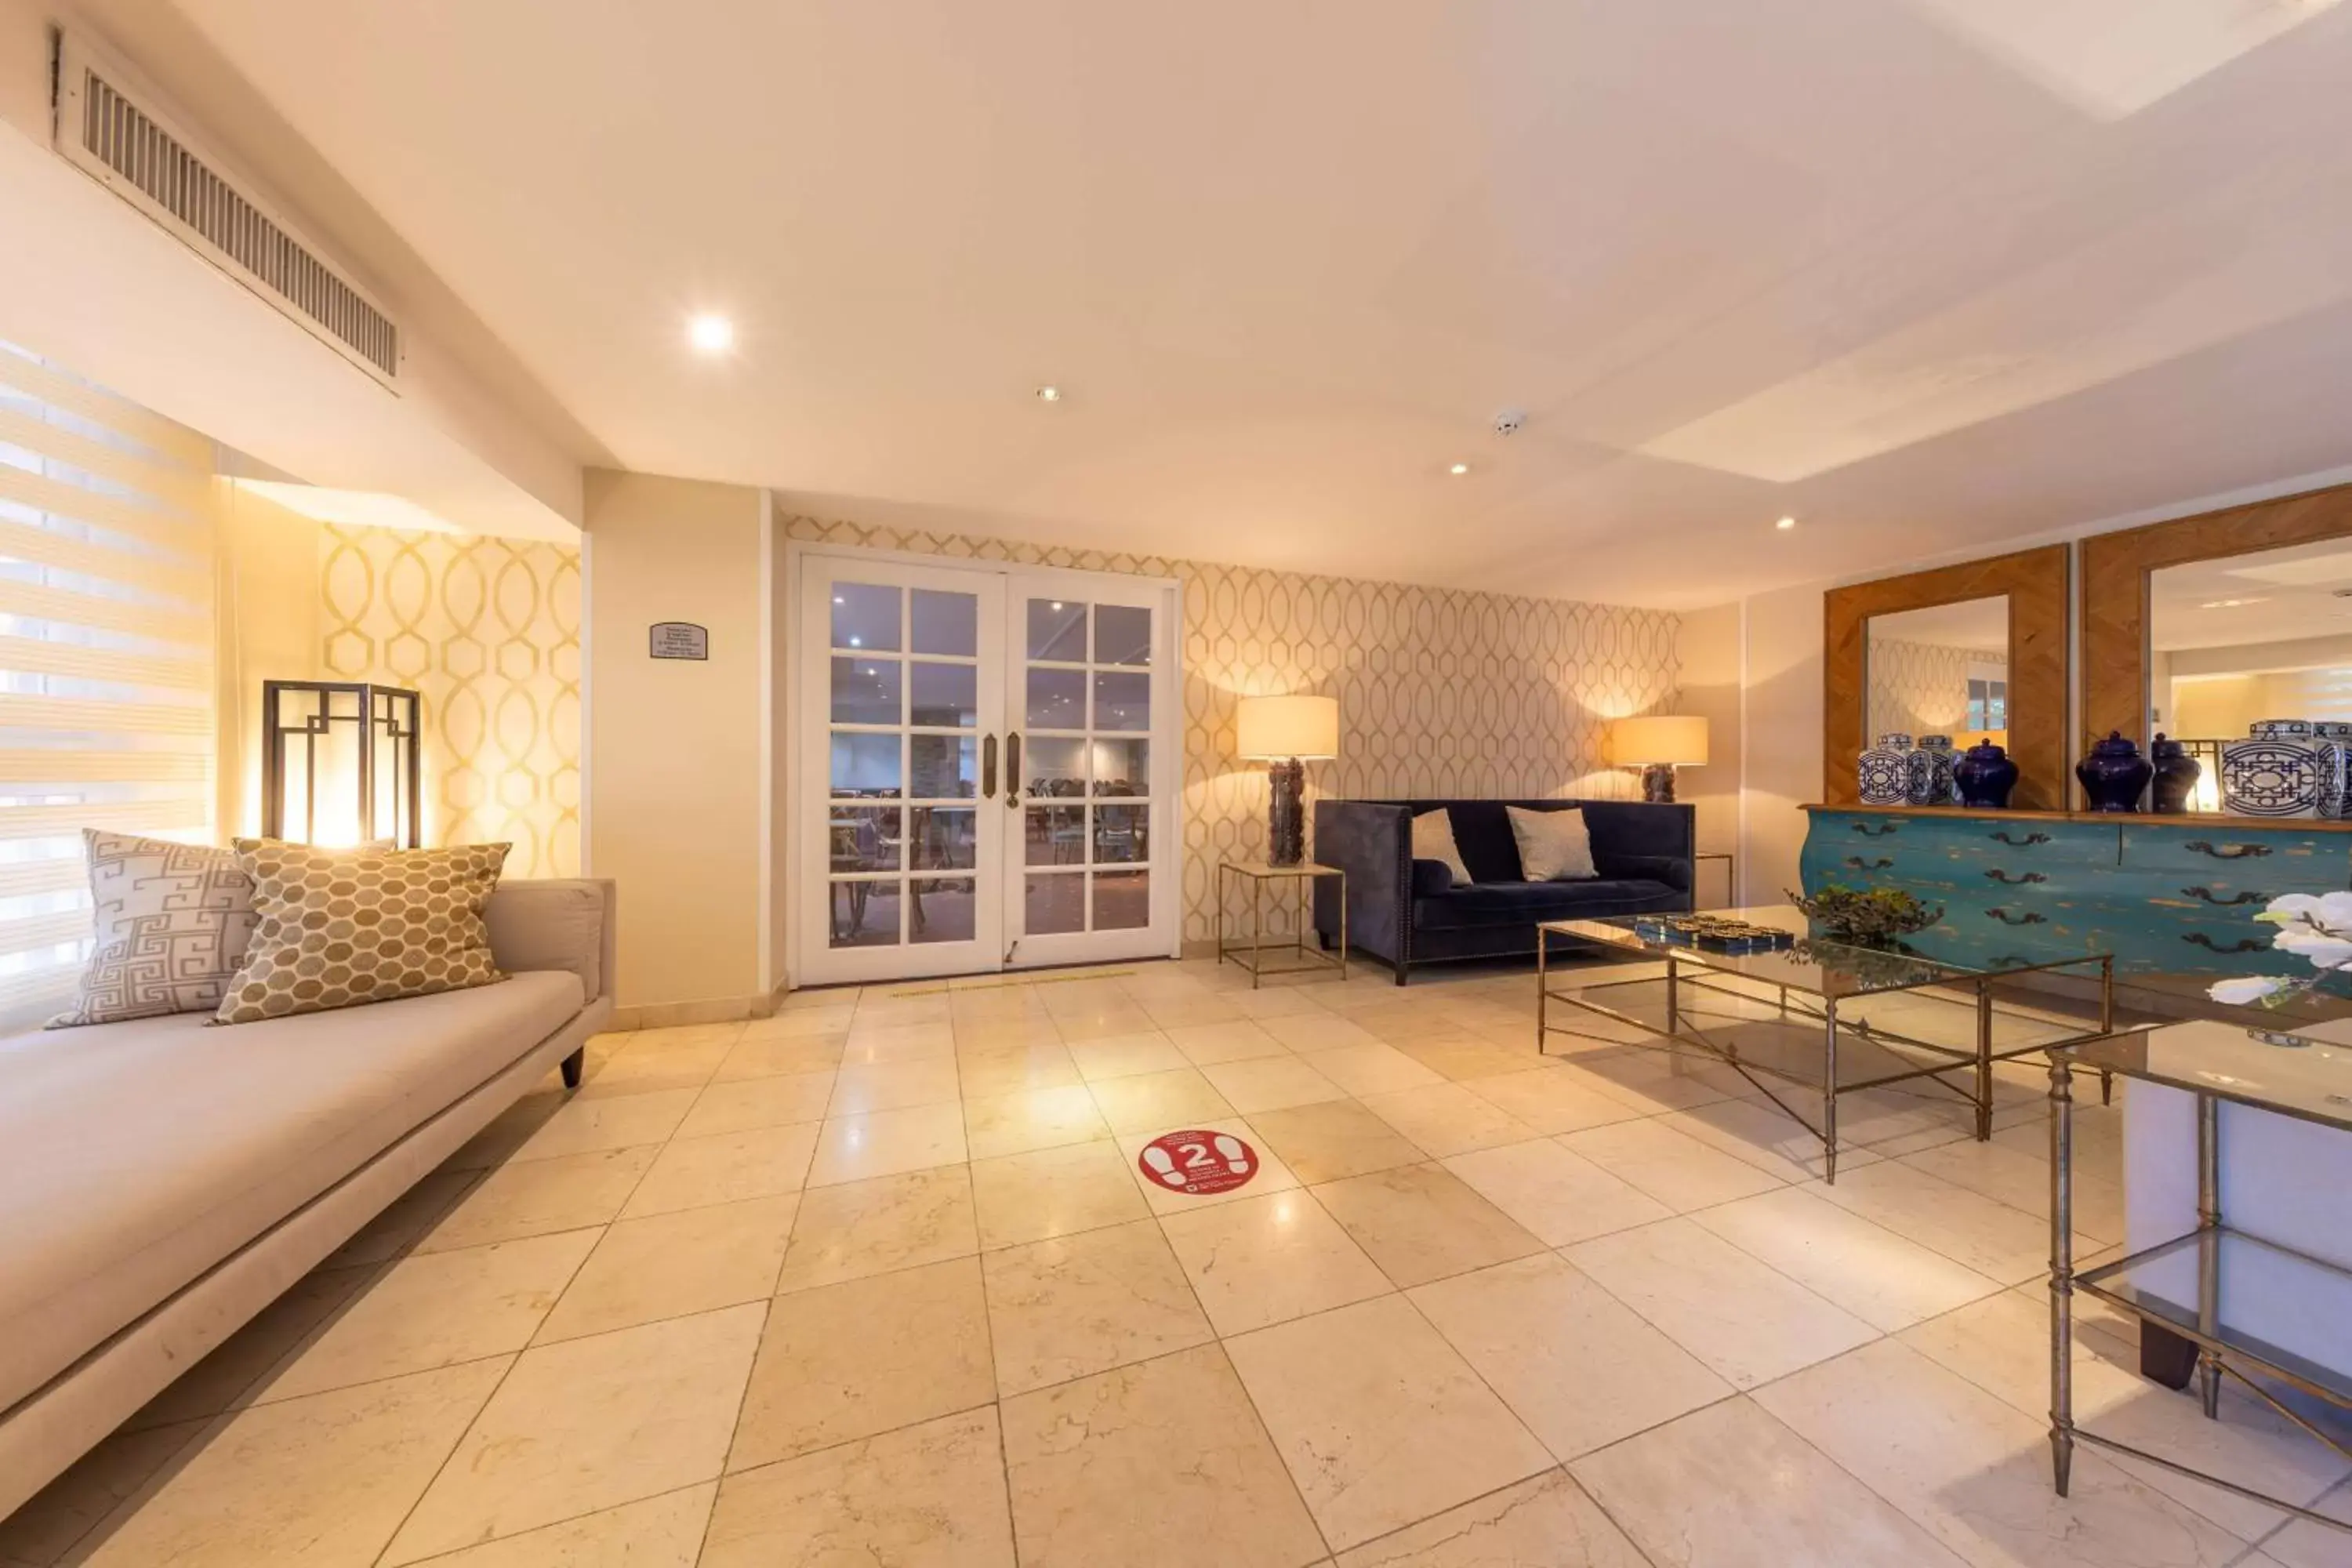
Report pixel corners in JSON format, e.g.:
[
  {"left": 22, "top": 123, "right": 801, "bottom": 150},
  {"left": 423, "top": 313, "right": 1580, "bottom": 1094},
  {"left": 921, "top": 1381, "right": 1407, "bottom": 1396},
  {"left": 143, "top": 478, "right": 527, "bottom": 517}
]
[{"left": 1492, "top": 408, "right": 1527, "bottom": 436}]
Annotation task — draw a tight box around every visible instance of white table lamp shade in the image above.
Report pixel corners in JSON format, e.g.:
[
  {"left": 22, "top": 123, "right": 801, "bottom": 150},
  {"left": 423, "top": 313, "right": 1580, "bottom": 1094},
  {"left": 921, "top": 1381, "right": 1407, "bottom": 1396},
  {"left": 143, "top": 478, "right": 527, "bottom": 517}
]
[
  {"left": 1236, "top": 695, "right": 1340, "bottom": 760},
  {"left": 1610, "top": 714, "right": 1709, "bottom": 768}
]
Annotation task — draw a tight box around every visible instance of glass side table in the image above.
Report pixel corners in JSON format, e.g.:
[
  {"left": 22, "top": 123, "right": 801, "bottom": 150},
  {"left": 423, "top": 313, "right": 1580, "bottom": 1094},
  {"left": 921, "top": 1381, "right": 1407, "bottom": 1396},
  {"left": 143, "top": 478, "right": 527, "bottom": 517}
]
[
  {"left": 2048, "top": 1022, "right": 2352, "bottom": 1534},
  {"left": 1695, "top": 850, "right": 1734, "bottom": 906},
  {"left": 1217, "top": 861, "right": 1346, "bottom": 988}
]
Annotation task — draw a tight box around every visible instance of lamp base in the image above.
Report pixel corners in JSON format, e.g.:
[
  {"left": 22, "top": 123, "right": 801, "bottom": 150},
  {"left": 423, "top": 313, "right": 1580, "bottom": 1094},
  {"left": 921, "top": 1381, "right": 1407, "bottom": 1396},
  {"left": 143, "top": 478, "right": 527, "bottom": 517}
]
[
  {"left": 1640, "top": 763, "right": 1678, "bottom": 804},
  {"left": 1266, "top": 757, "right": 1306, "bottom": 866}
]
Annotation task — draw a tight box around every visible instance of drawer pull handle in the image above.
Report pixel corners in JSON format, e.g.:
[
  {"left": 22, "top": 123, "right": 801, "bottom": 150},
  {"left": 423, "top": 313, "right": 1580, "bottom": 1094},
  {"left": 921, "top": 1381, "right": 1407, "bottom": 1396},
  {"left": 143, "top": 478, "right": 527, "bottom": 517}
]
[
  {"left": 2183, "top": 840, "right": 2270, "bottom": 860},
  {"left": 1989, "top": 831, "right": 2050, "bottom": 847},
  {"left": 1843, "top": 856, "right": 1893, "bottom": 871},
  {"left": 1852, "top": 822, "right": 1899, "bottom": 838},
  {"left": 1986, "top": 907, "right": 2047, "bottom": 925},
  {"left": 1984, "top": 869, "right": 2047, "bottom": 885},
  {"left": 2183, "top": 932, "right": 2269, "bottom": 954},
  {"left": 2180, "top": 886, "right": 2266, "bottom": 906}
]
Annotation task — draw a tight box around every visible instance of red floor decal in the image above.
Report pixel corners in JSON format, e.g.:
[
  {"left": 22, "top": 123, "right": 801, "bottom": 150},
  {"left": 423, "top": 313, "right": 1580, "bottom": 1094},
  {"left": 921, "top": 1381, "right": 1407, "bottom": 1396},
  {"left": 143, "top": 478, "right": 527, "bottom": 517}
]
[{"left": 1138, "top": 1129, "right": 1258, "bottom": 1196}]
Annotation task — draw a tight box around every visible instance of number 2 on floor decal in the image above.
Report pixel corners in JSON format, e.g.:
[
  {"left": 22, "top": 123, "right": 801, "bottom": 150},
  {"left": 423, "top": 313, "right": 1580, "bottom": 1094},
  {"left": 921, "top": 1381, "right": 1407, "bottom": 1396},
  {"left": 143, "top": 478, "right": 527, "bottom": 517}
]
[{"left": 1139, "top": 1130, "right": 1258, "bottom": 1196}]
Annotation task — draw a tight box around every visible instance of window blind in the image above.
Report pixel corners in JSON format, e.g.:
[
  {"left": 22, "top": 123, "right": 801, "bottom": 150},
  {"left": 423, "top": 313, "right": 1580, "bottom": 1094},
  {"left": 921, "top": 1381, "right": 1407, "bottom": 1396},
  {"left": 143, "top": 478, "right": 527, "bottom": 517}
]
[{"left": 0, "top": 343, "right": 216, "bottom": 1027}]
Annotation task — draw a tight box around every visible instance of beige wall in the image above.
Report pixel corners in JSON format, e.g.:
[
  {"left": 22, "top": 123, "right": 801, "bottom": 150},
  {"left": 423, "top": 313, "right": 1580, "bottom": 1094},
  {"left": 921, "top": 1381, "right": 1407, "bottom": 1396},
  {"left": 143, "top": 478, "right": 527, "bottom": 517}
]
[
  {"left": 215, "top": 481, "right": 324, "bottom": 839},
  {"left": 1673, "top": 601, "right": 1744, "bottom": 905},
  {"left": 1733, "top": 580, "right": 1828, "bottom": 907},
  {"left": 586, "top": 470, "right": 770, "bottom": 1011}
]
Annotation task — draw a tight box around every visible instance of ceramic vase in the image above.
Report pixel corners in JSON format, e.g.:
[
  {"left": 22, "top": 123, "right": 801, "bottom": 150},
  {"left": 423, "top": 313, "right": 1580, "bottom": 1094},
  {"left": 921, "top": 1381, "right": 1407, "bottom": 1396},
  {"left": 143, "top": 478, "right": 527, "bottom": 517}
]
[
  {"left": 2076, "top": 731, "right": 2152, "bottom": 813},
  {"left": 2148, "top": 733, "right": 2201, "bottom": 815},
  {"left": 2315, "top": 722, "right": 2352, "bottom": 820},
  {"left": 1859, "top": 732, "right": 1911, "bottom": 806},
  {"left": 1951, "top": 741, "right": 2018, "bottom": 808},
  {"left": 2223, "top": 719, "right": 2319, "bottom": 818},
  {"left": 1904, "top": 735, "right": 1957, "bottom": 807}
]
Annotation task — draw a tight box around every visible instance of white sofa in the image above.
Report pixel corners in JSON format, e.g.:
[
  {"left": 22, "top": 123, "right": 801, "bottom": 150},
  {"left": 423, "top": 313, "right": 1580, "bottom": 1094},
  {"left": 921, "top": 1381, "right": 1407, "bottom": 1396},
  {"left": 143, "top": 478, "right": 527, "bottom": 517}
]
[{"left": 0, "top": 877, "right": 616, "bottom": 1519}]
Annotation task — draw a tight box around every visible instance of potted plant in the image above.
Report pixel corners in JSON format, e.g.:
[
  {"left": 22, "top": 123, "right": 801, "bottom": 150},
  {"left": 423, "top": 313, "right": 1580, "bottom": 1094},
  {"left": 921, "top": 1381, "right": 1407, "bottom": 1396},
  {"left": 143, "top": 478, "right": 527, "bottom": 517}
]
[{"left": 1786, "top": 884, "right": 1944, "bottom": 947}]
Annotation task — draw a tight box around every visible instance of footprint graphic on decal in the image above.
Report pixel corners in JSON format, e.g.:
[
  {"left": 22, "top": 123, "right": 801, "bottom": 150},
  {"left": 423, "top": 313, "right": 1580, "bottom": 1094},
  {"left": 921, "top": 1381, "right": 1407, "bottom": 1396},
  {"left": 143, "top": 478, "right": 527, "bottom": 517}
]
[
  {"left": 1213, "top": 1134, "right": 1251, "bottom": 1175},
  {"left": 1140, "top": 1144, "right": 1187, "bottom": 1187}
]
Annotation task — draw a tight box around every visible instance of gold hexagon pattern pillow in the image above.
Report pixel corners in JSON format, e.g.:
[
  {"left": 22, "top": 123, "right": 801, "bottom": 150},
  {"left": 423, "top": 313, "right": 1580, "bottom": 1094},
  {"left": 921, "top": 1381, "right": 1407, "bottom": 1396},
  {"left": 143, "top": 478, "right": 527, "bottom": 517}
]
[{"left": 214, "top": 839, "right": 511, "bottom": 1025}]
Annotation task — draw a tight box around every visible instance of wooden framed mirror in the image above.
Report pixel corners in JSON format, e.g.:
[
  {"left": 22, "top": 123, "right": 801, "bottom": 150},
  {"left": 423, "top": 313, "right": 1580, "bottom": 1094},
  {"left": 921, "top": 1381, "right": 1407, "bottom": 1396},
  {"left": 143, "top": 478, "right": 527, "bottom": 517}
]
[
  {"left": 1824, "top": 545, "right": 2070, "bottom": 809},
  {"left": 2081, "top": 481, "right": 2352, "bottom": 769}
]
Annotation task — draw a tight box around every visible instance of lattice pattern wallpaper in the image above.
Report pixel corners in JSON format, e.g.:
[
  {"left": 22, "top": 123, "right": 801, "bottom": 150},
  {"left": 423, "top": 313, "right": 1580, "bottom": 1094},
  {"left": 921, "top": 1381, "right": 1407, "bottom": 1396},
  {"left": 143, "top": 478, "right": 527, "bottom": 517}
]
[
  {"left": 781, "top": 514, "right": 1682, "bottom": 941},
  {"left": 1867, "top": 637, "right": 2006, "bottom": 740},
  {"left": 319, "top": 526, "right": 583, "bottom": 877}
]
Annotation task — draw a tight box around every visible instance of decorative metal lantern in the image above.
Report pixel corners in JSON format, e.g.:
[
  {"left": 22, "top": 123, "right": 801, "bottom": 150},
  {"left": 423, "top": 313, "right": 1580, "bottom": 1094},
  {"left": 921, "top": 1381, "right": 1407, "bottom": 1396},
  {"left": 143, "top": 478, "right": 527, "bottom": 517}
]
[{"left": 260, "top": 681, "right": 422, "bottom": 848}]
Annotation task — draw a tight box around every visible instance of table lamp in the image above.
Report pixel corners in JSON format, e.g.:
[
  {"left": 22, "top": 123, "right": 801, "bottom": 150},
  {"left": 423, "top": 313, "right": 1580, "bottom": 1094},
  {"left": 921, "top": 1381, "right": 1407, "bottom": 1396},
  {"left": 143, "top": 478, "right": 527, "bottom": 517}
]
[
  {"left": 1610, "top": 714, "right": 1708, "bottom": 804},
  {"left": 1236, "top": 694, "right": 1340, "bottom": 866}
]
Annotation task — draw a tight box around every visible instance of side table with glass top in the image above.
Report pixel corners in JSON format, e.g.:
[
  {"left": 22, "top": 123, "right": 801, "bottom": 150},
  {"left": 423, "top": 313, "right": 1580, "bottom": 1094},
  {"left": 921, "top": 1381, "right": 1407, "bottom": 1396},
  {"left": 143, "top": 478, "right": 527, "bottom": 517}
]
[
  {"left": 2047, "top": 1023, "right": 2352, "bottom": 1534},
  {"left": 1217, "top": 861, "right": 1345, "bottom": 988}
]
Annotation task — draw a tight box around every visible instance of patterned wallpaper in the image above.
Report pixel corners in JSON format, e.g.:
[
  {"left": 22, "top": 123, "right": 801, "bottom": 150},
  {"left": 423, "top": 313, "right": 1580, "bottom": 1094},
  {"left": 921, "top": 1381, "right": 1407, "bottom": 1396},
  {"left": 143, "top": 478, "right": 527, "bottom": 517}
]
[
  {"left": 1867, "top": 637, "right": 2006, "bottom": 740},
  {"left": 780, "top": 514, "right": 1682, "bottom": 941},
  {"left": 319, "top": 526, "right": 583, "bottom": 877}
]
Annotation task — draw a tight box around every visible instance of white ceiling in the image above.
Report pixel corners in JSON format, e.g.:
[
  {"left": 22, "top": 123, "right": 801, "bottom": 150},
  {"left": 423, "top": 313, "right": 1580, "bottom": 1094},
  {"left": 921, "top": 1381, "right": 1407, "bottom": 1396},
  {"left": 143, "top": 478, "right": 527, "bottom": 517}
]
[{"left": 163, "top": 0, "right": 2352, "bottom": 607}]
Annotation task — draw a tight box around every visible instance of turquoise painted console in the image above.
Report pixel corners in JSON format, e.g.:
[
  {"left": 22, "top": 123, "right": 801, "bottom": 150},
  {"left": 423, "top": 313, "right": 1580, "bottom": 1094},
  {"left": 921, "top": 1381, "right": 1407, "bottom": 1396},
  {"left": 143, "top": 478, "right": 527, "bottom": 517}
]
[{"left": 1798, "top": 805, "right": 2352, "bottom": 978}]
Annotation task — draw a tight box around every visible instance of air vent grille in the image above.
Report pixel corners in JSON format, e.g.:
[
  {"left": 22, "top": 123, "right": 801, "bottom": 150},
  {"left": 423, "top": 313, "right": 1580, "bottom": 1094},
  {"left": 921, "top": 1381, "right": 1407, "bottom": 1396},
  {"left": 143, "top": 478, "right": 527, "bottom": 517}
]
[{"left": 60, "top": 47, "right": 399, "bottom": 383}]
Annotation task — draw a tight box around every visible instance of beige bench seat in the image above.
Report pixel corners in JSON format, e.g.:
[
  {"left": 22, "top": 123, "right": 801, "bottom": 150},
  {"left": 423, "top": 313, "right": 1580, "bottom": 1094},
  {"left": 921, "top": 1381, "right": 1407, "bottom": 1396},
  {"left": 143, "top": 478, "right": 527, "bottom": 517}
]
[{"left": 0, "top": 970, "right": 584, "bottom": 1417}]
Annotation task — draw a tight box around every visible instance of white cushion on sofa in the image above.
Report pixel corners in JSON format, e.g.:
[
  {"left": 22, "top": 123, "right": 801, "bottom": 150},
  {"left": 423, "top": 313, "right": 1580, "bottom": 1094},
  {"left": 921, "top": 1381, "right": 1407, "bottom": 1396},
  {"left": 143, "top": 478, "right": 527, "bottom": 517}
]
[
  {"left": 1507, "top": 805, "right": 1598, "bottom": 881},
  {"left": 1411, "top": 809, "right": 1473, "bottom": 885},
  {"left": 0, "top": 970, "right": 583, "bottom": 1416}
]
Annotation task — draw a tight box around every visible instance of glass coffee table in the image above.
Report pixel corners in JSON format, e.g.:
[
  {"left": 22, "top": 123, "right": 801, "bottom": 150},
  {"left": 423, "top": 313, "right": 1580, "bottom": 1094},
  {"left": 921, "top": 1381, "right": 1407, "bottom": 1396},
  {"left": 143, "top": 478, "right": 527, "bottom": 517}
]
[{"left": 1537, "top": 906, "right": 2118, "bottom": 1181}]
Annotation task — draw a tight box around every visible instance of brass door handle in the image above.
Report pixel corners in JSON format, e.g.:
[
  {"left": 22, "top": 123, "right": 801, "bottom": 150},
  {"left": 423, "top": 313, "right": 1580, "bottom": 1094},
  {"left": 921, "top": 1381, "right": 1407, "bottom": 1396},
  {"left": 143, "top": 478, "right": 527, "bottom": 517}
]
[
  {"left": 1005, "top": 732, "right": 1022, "bottom": 808},
  {"left": 981, "top": 734, "right": 998, "bottom": 800}
]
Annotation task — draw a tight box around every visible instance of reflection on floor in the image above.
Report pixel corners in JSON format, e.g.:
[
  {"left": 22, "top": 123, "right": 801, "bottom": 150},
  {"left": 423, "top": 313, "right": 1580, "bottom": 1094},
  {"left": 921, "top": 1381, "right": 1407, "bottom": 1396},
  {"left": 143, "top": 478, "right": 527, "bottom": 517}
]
[{"left": 7, "top": 955, "right": 2348, "bottom": 1566}]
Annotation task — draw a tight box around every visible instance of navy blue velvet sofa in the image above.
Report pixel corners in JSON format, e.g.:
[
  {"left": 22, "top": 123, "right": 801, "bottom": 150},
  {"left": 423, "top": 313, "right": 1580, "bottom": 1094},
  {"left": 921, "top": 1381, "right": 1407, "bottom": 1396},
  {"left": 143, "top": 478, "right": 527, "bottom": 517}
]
[{"left": 1310, "top": 798, "right": 1695, "bottom": 984}]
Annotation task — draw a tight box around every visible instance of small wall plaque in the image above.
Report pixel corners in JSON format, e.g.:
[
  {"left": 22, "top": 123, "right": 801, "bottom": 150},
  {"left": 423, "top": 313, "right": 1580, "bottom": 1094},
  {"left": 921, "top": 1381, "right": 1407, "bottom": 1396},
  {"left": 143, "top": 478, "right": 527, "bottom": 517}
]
[{"left": 648, "top": 622, "right": 709, "bottom": 661}]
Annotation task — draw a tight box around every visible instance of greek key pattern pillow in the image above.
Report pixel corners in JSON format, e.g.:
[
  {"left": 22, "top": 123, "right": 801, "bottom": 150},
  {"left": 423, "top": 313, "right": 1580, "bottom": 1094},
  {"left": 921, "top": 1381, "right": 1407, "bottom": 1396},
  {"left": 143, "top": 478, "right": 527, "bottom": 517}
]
[
  {"left": 49, "top": 830, "right": 259, "bottom": 1029},
  {"left": 215, "top": 840, "right": 511, "bottom": 1025}
]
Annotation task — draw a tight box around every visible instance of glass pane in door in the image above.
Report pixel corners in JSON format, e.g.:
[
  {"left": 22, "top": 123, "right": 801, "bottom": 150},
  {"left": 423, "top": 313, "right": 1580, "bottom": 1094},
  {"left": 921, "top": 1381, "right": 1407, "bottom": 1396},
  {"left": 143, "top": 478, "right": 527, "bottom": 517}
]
[
  {"left": 824, "top": 574, "right": 989, "bottom": 958},
  {"left": 1013, "top": 596, "right": 1158, "bottom": 941},
  {"left": 1024, "top": 736, "right": 1086, "bottom": 797},
  {"left": 1027, "top": 599, "right": 1088, "bottom": 661}
]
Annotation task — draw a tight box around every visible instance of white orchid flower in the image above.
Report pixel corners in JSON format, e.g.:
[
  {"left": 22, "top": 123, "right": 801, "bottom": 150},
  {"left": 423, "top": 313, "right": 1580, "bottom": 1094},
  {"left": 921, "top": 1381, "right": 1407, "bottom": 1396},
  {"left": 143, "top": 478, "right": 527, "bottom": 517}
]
[
  {"left": 2270, "top": 925, "right": 2352, "bottom": 970},
  {"left": 2208, "top": 975, "right": 2293, "bottom": 1007},
  {"left": 2256, "top": 891, "right": 2352, "bottom": 927}
]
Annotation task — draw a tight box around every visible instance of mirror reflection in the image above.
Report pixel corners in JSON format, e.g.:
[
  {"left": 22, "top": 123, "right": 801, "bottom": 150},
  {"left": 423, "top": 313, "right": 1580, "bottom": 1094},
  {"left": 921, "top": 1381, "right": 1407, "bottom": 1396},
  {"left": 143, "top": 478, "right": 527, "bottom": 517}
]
[
  {"left": 2151, "top": 539, "right": 2352, "bottom": 815},
  {"left": 1864, "top": 597, "right": 2010, "bottom": 751}
]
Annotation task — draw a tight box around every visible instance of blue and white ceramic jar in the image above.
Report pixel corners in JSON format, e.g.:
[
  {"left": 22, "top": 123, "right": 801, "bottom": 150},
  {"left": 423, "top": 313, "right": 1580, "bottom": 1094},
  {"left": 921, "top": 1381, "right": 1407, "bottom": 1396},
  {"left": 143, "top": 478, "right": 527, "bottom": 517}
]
[
  {"left": 1860, "top": 732, "right": 1911, "bottom": 806},
  {"left": 2223, "top": 719, "right": 2319, "bottom": 818},
  {"left": 2314, "top": 722, "right": 2352, "bottom": 819},
  {"left": 1905, "top": 735, "right": 1957, "bottom": 806}
]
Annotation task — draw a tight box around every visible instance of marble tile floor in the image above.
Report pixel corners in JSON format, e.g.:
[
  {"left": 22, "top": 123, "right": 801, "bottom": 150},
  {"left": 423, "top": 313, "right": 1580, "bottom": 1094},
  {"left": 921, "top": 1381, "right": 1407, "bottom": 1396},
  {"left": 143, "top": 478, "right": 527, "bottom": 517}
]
[{"left": 5, "top": 955, "right": 2347, "bottom": 1567}]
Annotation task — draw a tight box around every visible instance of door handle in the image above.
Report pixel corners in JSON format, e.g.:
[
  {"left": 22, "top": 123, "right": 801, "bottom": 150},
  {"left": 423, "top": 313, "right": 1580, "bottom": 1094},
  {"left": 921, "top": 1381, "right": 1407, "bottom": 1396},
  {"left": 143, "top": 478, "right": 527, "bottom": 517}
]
[
  {"left": 981, "top": 733, "right": 998, "bottom": 800},
  {"left": 1005, "top": 732, "right": 1022, "bottom": 808}
]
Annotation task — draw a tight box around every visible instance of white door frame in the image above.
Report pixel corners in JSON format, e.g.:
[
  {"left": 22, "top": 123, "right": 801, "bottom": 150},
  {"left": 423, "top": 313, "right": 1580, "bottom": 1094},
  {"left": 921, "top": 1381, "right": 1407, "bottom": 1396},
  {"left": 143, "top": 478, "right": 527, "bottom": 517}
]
[{"left": 782, "top": 539, "right": 1185, "bottom": 989}]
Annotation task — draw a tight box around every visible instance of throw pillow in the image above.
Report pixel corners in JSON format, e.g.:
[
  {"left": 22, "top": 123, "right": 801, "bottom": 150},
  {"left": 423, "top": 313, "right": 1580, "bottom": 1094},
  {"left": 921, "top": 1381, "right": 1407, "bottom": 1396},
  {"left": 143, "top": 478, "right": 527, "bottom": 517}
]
[
  {"left": 1507, "top": 805, "right": 1598, "bottom": 881},
  {"left": 1411, "top": 808, "right": 1473, "bottom": 886},
  {"left": 48, "top": 830, "right": 260, "bottom": 1028},
  {"left": 215, "top": 839, "right": 512, "bottom": 1025}
]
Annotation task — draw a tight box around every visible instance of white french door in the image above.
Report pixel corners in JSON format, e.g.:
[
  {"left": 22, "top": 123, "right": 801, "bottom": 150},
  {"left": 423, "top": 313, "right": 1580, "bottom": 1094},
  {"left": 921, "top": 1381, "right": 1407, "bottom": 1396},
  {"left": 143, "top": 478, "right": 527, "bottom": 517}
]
[{"left": 795, "top": 552, "right": 1178, "bottom": 986}]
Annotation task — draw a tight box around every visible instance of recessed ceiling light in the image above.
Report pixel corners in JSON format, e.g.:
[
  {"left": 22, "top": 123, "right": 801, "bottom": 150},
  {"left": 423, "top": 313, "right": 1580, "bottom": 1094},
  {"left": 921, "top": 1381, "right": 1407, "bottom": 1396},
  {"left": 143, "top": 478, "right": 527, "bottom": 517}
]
[
  {"left": 687, "top": 314, "right": 734, "bottom": 356},
  {"left": 1776, "top": 516, "right": 1798, "bottom": 531},
  {"left": 1449, "top": 463, "right": 1470, "bottom": 476},
  {"left": 2199, "top": 597, "right": 2269, "bottom": 609},
  {"left": 1036, "top": 385, "right": 1063, "bottom": 403}
]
